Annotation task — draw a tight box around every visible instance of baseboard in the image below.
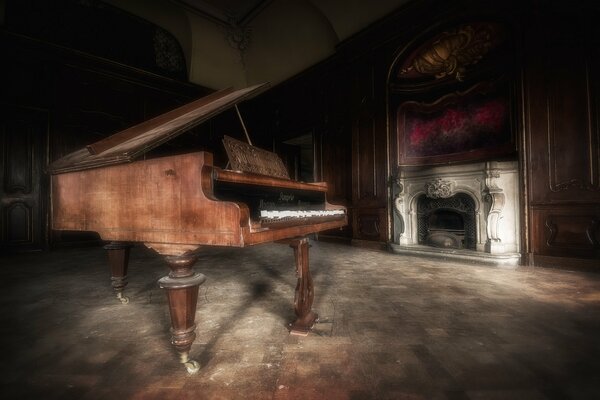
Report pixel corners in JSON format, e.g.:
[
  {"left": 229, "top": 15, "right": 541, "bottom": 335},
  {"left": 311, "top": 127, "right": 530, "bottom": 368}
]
[
  {"left": 527, "top": 253, "right": 600, "bottom": 272},
  {"left": 315, "top": 234, "right": 352, "bottom": 245},
  {"left": 350, "top": 239, "right": 388, "bottom": 251}
]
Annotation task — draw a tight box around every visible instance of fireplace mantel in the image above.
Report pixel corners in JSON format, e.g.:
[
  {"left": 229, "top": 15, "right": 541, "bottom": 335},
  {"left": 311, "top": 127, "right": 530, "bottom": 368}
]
[{"left": 390, "top": 161, "right": 521, "bottom": 266}]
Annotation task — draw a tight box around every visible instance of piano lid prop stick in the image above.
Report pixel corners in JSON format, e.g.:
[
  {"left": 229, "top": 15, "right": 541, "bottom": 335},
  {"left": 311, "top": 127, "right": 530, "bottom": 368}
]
[{"left": 235, "top": 104, "right": 252, "bottom": 145}]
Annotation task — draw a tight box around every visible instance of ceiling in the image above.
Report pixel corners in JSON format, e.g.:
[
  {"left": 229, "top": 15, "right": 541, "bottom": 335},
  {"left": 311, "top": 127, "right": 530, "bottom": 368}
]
[
  {"left": 172, "top": 0, "right": 270, "bottom": 26},
  {"left": 173, "top": 0, "right": 414, "bottom": 42},
  {"left": 107, "top": 0, "right": 414, "bottom": 88}
]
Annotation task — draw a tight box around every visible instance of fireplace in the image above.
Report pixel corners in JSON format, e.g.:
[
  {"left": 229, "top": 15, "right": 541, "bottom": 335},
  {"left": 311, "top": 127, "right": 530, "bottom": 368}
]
[
  {"left": 390, "top": 161, "right": 521, "bottom": 266},
  {"left": 418, "top": 193, "right": 476, "bottom": 250}
]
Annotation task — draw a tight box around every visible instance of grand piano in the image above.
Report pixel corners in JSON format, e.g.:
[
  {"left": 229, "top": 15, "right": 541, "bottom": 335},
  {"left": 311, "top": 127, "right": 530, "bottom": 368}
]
[{"left": 47, "top": 83, "right": 347, "bottom": 374}]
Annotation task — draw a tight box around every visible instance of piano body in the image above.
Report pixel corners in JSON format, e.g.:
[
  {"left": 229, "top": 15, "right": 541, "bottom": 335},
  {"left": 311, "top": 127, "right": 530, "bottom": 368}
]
[{"left": 48, "top": 83, "right": 347, "bottom": 374}]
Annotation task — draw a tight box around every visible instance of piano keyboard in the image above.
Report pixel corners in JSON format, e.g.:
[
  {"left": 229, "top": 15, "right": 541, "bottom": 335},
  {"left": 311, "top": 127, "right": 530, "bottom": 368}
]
[{"left": 260, "top": 209, "right": 345, "bottom": 221}]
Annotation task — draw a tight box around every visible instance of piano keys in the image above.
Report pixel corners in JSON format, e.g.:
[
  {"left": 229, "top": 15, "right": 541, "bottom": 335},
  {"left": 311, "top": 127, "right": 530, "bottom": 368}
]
[{"left": 48, "top": 83, "right": 347, "bottom": 374}]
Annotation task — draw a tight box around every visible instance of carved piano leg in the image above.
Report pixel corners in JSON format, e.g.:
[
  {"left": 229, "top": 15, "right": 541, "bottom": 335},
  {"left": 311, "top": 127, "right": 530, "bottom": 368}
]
[
  {"left": 158, "top": 253, "right": 206, "bottom": 374},
  {"left": 104, "top": 242, "right": 132, "bottom": 304},
  {"left": 287, "top": 237, "right": 318, "bottom": 336}
]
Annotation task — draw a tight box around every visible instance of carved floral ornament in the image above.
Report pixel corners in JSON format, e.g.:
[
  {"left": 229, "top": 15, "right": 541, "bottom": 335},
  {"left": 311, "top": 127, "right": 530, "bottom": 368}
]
[
  {"left": 424, "top": 178, "right": 453, "bottom": 199},
  {"left": 399, "top": 24, "right": 499, "bottom": 82}
]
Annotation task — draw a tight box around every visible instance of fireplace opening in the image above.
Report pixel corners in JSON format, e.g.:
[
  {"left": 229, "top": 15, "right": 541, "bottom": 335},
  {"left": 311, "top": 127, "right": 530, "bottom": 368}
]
[{"left": 417, "top": 193, "right": 476, "bottom": 250}]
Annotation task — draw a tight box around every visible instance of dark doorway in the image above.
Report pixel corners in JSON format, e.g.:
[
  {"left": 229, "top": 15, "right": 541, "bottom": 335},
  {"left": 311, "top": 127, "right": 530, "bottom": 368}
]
[
  {"left": 1, "top": 106, "right": 48, "bottom": 251},
  {"left": 280, "top": 133, "right": 314, "bottom": 182}
]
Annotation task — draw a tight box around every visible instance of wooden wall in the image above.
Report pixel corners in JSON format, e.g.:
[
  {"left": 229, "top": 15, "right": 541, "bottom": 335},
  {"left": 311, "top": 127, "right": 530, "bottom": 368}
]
[
  {"left": 522, "top": 1, "right": 600, "bottom": 267},
  {"left": 1, "top": 31, "right": 208, "bottom": 251},
  {"left": 247, "top": 1, "right": 520, "bottom": 247},
  {"left": 247, "top": 0, "right": 600, "bottom": 267},
  {"left": 2, "top": 0, "right": 598, "bottom": 268}
]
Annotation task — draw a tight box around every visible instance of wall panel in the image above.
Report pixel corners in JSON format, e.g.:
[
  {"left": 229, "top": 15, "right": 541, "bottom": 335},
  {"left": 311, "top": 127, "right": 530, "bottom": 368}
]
[
  {"left": 531, "top": 207, "right": 600, "bottom": 259},
  {"left": 524, "top": 3, "right": 600, "bottom": 265},
  {"left": 2, "top": 31, "right": 207, "bottom": 250},
  {"left": 0, "top": 106, "right": 47, "bottom": 251}
]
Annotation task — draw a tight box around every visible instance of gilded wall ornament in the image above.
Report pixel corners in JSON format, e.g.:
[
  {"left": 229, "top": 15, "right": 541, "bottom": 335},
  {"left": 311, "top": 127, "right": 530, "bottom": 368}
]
[{"left": 400, "top": 24, "right": 495, "bottom": 81}]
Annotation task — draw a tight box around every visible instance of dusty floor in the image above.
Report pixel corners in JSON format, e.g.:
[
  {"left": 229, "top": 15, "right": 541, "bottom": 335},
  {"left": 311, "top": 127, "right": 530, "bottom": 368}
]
[{"left": 1, "top": 241, "right": 599, "bottom": 399}]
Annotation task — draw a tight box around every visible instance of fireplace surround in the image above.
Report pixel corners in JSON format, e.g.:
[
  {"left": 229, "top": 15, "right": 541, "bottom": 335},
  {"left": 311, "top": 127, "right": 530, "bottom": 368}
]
[{"left": 390, "top": 161, "right": 521, "bottom": 266}]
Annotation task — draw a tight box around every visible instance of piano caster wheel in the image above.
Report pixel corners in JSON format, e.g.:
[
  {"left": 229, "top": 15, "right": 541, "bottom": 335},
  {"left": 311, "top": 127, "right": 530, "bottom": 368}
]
[
  {"left": 184, "top": 360, "right": 200, "bottom": 374},
  {"left": 116, "top": 293, "right": 129, "bottom": 304},
  {"left": 179, "top": 352, "right": 200, "bottom": 374}
]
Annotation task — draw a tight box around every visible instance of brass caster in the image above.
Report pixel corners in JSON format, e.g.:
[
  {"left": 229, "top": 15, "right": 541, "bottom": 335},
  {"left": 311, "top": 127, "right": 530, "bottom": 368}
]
[
  {"left": 117, "top": 293, "right": 129, "bottom": 304},
  {"left": 184, "top": 360, "right": 200, "bottom": 374}
]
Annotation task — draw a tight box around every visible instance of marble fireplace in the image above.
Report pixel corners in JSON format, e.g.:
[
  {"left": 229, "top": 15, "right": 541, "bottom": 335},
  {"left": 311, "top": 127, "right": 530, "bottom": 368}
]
[{"left": 390, "top": 161, "right": 521, "bottom": 266}]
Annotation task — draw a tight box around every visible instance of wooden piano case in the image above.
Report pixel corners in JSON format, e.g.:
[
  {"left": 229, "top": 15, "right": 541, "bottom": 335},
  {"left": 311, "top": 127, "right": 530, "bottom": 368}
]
[{"left": 48, "top": 84, "right": 347, "bottom": 374}]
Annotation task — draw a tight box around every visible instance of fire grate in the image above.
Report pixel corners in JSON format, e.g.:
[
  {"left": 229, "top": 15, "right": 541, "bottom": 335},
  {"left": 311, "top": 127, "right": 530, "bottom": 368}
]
[{"left": 417, "top": 193, "right": 476, "bottom": 249}]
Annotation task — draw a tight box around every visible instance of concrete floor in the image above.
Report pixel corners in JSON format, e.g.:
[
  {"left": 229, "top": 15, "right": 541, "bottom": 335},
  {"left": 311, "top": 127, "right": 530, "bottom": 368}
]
[{"left": 1, "top": 241, "right": 599, "bottom": 399}]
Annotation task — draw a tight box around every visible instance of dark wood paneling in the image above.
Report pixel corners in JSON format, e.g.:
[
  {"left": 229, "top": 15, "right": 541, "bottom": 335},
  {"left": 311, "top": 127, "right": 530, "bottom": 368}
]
[
  {"left": 351, "top": 58, "right": 389, "bottom": 221},
  {"left": 528, "top": 6, "right": 600, "bottom": 204},
  {"left": 321, "top": 66, "right": 353, "bottom": 208},
  {"left": 5, "top": 0, "right": 187, "bottom": 80},
  {"left": 531, "top": 207, "right": 600, "bottom": 260},
  {"left": 1, "top": 106, "right": 48, "bottom": 251},
  {"left": 352, "top": 208, "right": 388, "bottom": 243},
  {"left": 2, "top": 31, "right": 208, "bottom": 249},
  {"left": 353, "top": 40, "right": 389, "bottom": 239},
  {"left": 321, "top": 122, "right": 351, "bottom": 206},
  {"left": 524, "top": 3, "right": 600, "bottom": 264},
  {"left": 353, "top": 115, "right": 377, "bottom": 202}
]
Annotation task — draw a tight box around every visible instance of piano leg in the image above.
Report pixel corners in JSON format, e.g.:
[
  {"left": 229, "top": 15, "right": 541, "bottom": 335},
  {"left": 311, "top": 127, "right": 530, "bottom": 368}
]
[
  {"left": 104, "top": 242, "right": 132, "bottom": 304},
  {"left": 158, "top": 252, "right": 206, "bottom": 374},
  {"left": 287, "top": 237, "right": 318, "bottom": 336}
]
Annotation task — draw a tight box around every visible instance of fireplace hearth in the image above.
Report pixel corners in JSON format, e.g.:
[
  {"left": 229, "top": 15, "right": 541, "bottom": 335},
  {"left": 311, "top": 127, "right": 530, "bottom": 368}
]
[{"left": 390, "top": 161, "right": 521, "bottom": 266}]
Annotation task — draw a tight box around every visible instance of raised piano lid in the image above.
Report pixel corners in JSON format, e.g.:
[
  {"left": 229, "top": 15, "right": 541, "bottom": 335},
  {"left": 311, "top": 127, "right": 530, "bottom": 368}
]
[{"left": 47, "top": 83, "right": 270, "bottom": 174}]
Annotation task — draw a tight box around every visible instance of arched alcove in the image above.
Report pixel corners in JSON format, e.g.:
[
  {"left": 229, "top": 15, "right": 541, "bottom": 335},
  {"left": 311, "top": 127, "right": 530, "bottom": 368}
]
[
  {"left": 388, "top": 20, "right": 517, "bottom": 167},
  {"left": 5, "top": 0, "right": 188, "bottom": 80}
]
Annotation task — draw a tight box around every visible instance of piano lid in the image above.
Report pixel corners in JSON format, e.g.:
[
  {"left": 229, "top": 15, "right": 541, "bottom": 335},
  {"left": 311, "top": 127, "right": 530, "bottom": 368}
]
[{"left": 47, "top": 82, "right": 270, "bottom": 174}]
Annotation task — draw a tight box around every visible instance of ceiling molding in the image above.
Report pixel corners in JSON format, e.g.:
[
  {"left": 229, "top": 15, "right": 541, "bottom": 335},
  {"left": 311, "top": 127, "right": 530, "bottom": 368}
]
[
  {"left": 239, "top": 0, "right": 273, "bottom": 26},
  {"left": 169, "top": 0, "right": 272, "bottom": 27}
]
